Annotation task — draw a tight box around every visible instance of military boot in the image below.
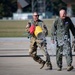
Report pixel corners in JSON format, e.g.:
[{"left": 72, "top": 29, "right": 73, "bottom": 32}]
[
  {"left": 57, "top": 67, "right": 62, "bottom": 71},
  {"left": 67, "top": 66, "right": 74, "bottom": 71},
  {"left": 40, "top": 61, "right": 46, "bottom": 69},
  {"left": 46, "top": 62, "right": 52, "bottom": 70}
]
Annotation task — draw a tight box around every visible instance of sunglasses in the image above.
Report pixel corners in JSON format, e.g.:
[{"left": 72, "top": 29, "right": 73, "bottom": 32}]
[{"left": 33, "top": 15, "right": 39, "bottom": 16}]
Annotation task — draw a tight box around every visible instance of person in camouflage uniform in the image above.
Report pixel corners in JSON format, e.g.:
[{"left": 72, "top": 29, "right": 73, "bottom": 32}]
[
  {"left": 26, "top": 12, "right": 52, "bottom": 70},
  {"left": 51, "top": 8, "right": 75, "bottom": 71}
]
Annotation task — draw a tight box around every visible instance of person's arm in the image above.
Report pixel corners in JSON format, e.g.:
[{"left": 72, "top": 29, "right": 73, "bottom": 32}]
[
  {"left": 25, "top": 22, "right": 31, "bottom": 33},
  {"left": 42, "top": 22, "right": 48, "bottom": 36},
  {"left": 51, "top": 19, "right": 57, "bottom": 42},
  {"left": 68, "top": 18, "right": 75, "bottom": 52},
  {"left": 25, "top": 21, "right": 33, "bottom": 38},
  {"left": 69, "top": 18, "right": 75, "bottom": 38}
]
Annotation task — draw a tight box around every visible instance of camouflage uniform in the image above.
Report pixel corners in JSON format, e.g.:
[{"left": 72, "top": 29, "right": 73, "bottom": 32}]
[
  {"left": 26, "top": 19, "right": 52, "bottom": 69},
  {"left": 72, "top": 40, "right": 75, "bottom": 52},
  {"left": 51, "top": 17, "right": 75, "bottom": 69}
]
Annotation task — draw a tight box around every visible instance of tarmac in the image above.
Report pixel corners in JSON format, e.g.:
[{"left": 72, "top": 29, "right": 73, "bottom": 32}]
[
  {"left": 0, "top": 37, "right": 57, "bottom": 56},
  {"left": 0, "top": 37, "right": 75, "bottom": 56},
  {"left": 0, "top": 37, "right": 75, "bottom": 75}
]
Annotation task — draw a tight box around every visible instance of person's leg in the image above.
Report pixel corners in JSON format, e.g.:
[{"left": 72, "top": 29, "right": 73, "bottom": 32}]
[
  {"left": 56, "top": 46, "right": 63, "bottom": 71},
  {"left": 63, "top": 41, "right": 74, "bottom": 71},
  {"left": 29, "top": 38, "right": 45, "bottom": 69},
  {"left": 38, "top": 40, "right": 52, "bottom": 70}
]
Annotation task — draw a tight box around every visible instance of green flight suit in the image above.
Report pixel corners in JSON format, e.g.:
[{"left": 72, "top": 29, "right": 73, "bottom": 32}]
[{"left": 51, "top": 17, "right": 75, "bottom": 68}]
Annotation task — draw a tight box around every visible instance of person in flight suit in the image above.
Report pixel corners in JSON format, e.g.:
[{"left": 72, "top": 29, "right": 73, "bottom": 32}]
[
  {"left": 72, "top": 40, "right": 75, "bottom": 52},
  {"left": 26, "top": 12, "right": 52, "bottom": 69},
  {"left": 51, "top": 7, "right": 75, "bottom": 71}
]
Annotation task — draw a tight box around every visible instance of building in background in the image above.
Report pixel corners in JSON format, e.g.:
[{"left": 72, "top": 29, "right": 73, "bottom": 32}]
[{"left": 17, "top": 0, "right": 29, "bottom": 13}]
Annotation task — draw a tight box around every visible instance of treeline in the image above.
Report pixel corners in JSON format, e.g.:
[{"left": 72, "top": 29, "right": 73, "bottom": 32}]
[
  {"left": 0, "top": 0, "right": 75, "bottom": 18},
  {"left": 0, "top": 0, "right": 17, "bottom": 18}
]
